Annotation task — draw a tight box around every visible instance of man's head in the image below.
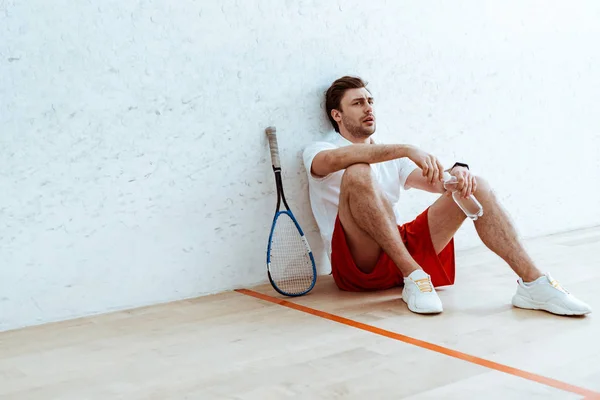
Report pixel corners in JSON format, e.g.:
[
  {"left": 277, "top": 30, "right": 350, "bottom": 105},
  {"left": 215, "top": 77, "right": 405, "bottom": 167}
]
[{"left": 325, "top": 76, "right": 375, "bottom": 140}]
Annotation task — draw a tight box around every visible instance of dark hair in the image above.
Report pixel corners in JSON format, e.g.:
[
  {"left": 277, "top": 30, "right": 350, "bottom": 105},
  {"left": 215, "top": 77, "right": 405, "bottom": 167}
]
[{"left": 325, "top": 76, "right": 369, "bottom": 133}]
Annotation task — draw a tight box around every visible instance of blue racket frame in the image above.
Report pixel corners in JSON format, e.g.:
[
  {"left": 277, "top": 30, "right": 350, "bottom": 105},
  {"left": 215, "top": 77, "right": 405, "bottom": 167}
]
[
  {"left": 265, "top": 127, "right": 317, "bottom": 297},
  {"left": 266, "top": 211, "right": 317, "bottom": 297}
]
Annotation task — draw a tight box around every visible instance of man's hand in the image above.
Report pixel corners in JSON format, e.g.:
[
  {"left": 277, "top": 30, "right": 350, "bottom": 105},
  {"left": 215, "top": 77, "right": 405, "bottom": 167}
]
[
  {"left": 450, "top": 166, "right": 477, "bottom": 198},
  {"left": 405, "top": 146, "right": 445, "bottom": 184}
]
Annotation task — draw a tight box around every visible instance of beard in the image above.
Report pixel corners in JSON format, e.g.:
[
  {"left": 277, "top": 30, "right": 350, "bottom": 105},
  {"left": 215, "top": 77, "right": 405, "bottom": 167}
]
[{"left": 340, "top": 114, "right": 375, "bottom": 139}]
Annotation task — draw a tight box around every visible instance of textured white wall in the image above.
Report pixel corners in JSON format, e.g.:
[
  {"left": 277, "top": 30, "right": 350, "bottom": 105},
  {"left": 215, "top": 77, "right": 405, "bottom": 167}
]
[{"left": 2, "top": 0, "right": 600, "bottom": 331}]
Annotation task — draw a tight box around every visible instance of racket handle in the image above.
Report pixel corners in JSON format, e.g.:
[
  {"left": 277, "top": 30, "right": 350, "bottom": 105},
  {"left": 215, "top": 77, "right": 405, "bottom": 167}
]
[{"left": 265, "top": 126, "right": 281, "bottom": 169}]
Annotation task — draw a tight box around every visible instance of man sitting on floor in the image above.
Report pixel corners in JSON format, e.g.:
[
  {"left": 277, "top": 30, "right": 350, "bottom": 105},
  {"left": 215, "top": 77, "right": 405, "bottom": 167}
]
[{"left": 302, "top": 75, "right": 592, "bottom": 316}]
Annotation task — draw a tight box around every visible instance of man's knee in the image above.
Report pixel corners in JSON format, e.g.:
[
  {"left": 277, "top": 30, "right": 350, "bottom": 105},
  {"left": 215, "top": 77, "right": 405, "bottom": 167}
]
[
  {"left": 475, "top": 175, "right": 492, "bottom": 194},
  {"left": 341, "top": 163, "right": 373, "bottom": 189},
  {"left": 473, "top": 175, "right": 498, "bottom": 204}
]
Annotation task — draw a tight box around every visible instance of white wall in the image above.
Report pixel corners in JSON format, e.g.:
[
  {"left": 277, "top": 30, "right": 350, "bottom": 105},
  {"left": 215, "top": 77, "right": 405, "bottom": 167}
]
[{"left": 2, "top": 0, "right": 600, "bottom": 331}]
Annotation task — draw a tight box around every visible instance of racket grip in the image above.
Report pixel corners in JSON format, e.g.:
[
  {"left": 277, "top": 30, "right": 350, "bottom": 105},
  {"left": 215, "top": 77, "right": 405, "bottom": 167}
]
[{"left": 265, "top": 126, "right": 281, "bottom": 169}]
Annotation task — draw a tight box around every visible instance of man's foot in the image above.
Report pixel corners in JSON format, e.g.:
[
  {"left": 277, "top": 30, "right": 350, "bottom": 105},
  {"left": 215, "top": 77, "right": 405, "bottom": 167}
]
[
  {"left": 511, "top": 273, "right": 592, "bottom": 316},
  {"left": 402, "top": 270, "right": 443, "bottom": 314}
]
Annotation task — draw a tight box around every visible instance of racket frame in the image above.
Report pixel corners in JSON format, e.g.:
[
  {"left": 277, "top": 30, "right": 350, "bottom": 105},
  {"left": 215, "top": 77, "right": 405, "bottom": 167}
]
[{"left": 265, "top": 127, "right": 317, "bottom": 297}]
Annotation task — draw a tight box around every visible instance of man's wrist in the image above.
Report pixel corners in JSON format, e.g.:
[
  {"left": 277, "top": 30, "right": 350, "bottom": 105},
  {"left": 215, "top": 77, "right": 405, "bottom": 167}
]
[{"left": 394, "top": 144, "right": 412, "bottom": 158}]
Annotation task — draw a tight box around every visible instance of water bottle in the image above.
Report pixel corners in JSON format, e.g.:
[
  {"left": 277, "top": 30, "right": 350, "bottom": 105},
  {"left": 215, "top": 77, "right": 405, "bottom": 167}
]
[{"left": 443, "top": 172, "right": 484, "bottom": 220}]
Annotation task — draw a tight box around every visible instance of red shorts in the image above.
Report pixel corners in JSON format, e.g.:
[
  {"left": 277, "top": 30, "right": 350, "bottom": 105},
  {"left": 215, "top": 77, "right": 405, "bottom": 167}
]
[{"left": 330, "top": 208, "right": 455, "bottom": 291}]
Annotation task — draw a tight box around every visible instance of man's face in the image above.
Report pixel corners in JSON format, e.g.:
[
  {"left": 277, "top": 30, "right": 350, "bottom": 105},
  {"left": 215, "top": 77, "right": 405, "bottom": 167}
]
[{"left": 333, "top": 87, "right": 375, "bottom": 139}]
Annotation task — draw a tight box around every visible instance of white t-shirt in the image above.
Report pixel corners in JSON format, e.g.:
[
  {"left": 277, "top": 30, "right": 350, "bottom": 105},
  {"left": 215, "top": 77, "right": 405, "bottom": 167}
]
[{"left": 302, "top": 135, "right": 418, "bottom": 256}]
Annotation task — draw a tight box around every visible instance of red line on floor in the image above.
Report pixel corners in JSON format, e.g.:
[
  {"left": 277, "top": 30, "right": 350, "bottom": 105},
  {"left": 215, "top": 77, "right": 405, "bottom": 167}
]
[{"left": 235, "top": 288, "right": 600, "bottom": 399}]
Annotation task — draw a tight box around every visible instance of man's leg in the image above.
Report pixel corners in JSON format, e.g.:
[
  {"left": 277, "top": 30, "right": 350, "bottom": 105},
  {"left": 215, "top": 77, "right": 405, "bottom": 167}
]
[
  {"left": 427, "top": 176, "right": 543, "bottom": 282},
  {"left": 428, "top": 175, "right": 592, "bottom": 315},
  {"left": 338, "top": 163, "right": 443, "bottom": 314},
  {"left": 338, "top": 163, "right": 420, "bottom": 277}
]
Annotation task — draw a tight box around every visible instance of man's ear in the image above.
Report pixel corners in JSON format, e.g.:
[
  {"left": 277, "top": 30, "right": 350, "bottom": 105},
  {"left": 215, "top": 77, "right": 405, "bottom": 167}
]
[{"left": 331, "top": 109, "right": 342, "bottom": 124}]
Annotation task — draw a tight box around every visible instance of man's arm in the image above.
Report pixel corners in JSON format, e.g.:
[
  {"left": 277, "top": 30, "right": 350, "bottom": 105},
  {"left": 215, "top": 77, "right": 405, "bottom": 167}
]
[
  {"left": 311, "top": 144, "right": 445, "bottom": 184},
  {"left": 405, "top": 168, "right": 445, "bottom": 194}
]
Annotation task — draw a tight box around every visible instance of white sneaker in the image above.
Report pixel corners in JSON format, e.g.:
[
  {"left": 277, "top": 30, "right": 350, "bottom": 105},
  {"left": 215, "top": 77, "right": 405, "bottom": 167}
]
[
  {"left": 402, "top": 270, "right": 443, "bottom": 314},
  {"left": 511, "top": 273, "right": 592, "bottom": 316}
]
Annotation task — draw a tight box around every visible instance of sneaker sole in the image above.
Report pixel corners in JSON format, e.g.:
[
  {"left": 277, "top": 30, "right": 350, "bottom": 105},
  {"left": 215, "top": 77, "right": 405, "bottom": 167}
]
[
  {"left": 402, "top": 291, "right": 443, "bottom": 314},
  {"left": 511, "top": 294, "right": 591, "bottom": 316}
]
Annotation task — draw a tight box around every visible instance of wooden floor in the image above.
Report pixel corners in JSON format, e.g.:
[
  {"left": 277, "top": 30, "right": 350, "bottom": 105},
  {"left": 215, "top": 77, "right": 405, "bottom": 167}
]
[{"left": 1, "top": 227, "right": 599, "bottom": 399}]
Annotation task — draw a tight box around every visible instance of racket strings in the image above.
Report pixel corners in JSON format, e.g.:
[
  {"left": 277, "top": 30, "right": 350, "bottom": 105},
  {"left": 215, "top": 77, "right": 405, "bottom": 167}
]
[{"left": 269, "top": 214, "right": 314, "bottom": 294}]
